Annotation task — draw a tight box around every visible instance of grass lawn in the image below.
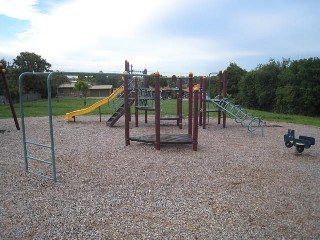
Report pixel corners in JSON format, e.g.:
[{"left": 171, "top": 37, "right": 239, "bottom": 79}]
[{"left": 0, "top": 97, "right": 319, "bottom": 127}]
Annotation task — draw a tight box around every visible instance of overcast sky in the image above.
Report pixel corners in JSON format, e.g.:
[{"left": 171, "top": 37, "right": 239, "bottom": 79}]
[{"left": 1, "top": 0, "right": 319, "bottom": 75}]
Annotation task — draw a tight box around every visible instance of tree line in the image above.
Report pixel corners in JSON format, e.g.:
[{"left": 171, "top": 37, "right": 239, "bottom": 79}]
[
  {"left": 1, "top": 52, "right": 319, "bottom": 116},
  {"left": 211, "top": 58, "right": 320, "bottom": 117},
  {"left": 0, "top": 52, "right": 123, "bottom": 100}
]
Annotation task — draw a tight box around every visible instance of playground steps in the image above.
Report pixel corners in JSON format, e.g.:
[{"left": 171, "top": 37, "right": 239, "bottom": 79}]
[
  {"left": 23, "top": 140, "right": 56, "bottom": 181},
  {"left": 209, "top": 97, "right": 265, "bottom": 133},
  {"left": 107, "top": 99, "right": 134, "bottom": 127}
]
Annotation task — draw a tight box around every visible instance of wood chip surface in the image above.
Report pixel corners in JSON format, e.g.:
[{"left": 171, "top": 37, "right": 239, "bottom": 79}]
[{"left": 1, "top": 116, "right": 319, "bottom": 239}]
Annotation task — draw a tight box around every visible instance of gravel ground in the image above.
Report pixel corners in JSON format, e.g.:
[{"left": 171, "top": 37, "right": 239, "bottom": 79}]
[{"left": 0, "top": 115, "right": 319, "bottom": 239}]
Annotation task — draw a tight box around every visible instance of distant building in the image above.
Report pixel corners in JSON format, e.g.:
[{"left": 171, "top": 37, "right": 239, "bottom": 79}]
[
  {"left": 57, "top": 83, "right": 77, "bottom": 96},
  {"left": 57, "top": 83, "right": 113, "bottom": 97}
]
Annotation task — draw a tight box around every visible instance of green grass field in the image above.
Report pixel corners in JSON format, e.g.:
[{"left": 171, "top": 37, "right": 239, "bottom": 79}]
[{"left": 0, "top": 97, "right": 319, "bottom": 127}]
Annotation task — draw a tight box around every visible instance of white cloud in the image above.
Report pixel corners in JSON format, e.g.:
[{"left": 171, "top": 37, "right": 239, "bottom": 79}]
[
  {"left": 1, "top": 0, "right": 188, "bottom": 71},
  {"left": 1, "top": 0, "right": 319, "bottom": 73},
  {"left": 0, "top": 0, "right": 41, "bottom": 20}
]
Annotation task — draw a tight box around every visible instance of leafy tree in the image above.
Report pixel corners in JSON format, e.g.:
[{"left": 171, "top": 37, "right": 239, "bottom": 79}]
[
  {"left": 253, "top": 59, "right": 282, "bottom": 111},
  {"left": 159, "top": 77, "right": 168, "bottom": 87},
  {"left": 12, "top": 52, "right": 52, "bottom": 97},
  {"left": 107, "top": 75, "right": 122, "bottom": 88},
  {"left": 0, "top": 59, "right": 19, "bottom": 100},
  {"left": 277, "top": 58, "right": 320, "bottom": 116},
  {"left": 0, "top": 59, "right": 8, "bottom": 95},
  {"left": 205, "top": 74, "right": 219, "bottom": 98},
  {"left": 94, "top": 71, "right": 108, "bottom": 85},
  {"left": 238, "top": 71, "right": 258, "bottom": 108},
  {"left": 226, "top": 63, "right": 247, "bottom": 102},
  {"left": 13, "top": 52, "right": 51, "bottom": 72},
  {"left": 74, "top": 79, "right": 89, "bottom": 106}
]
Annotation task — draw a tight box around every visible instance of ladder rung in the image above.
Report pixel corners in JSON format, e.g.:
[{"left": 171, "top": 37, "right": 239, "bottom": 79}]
[
  {"left": 26, "top": 140, "right": 51, "bottom": 149},
  {"left": 227, "top": 105, "right": 235, "bottom": 112},
  {"left": 28, "top": 169, "right": 54, "bottom": 180},
  {"left": 27, "top": 155, "right": 52, "bottom": 165}
]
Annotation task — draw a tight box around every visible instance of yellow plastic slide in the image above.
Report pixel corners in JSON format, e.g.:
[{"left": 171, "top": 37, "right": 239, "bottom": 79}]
[{"left": 65, "top": 85, "right": 124, "bottom": 120}]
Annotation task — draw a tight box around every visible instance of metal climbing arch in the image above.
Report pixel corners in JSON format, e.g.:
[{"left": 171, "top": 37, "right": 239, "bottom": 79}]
[{"left": 19, "top": 72, "right": 57, "bottom": 181}]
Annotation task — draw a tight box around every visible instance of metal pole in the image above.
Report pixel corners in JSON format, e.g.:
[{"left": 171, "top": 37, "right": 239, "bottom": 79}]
[
  {"left": 19, "top": 73, "right": 29, "bottom": 172},
  {"left": 218, "top": 71, "right": 222, "bottom": 125},
  {"left": 223, "top": 70, "right": 228, "bottom": 128},
  {"left": 172, "top": 75, "right": 179, "bottom": 126},
  {"left": 178, "top": 76, "right": 183, "bottom": 129},
  {"left": 207, "top": 72, "right": 217, "bottom": 99},
  {"left": 47, "top": 72, "right": 57, "bottom": 182},
  {"left": 134, "top": 77, "right": 139, "bottom": 127}
]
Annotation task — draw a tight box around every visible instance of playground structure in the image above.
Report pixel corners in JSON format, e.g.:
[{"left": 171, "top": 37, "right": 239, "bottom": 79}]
[
  {"left": 19, "top": 68, "right": 195, "bottom": 182},
  {"left": 108, "top": 61, "right": 183, "bottom": 128},
  {"left": 201, "top": 70, "right": 265, "bottom": 134},
  {"left": 64, "top": 60, "right": 185, "bottom": 128},
  {"left": 284, "top": 129, "right": 315, "bottom": 153},
  {"left": 17, "top": 61, "right": 271, "bottom": 182},
  {"left": 133, "top": 74, "right": 184, "bottom": 129},
  {"left": 124, "top": 72, "right": 199, "bottom": 151},
  {"left": 200, "top": 71, "right": 227, "bottom": 128},
  {"left": 0, "top": 63, "right": 20, "bottom": 130}
]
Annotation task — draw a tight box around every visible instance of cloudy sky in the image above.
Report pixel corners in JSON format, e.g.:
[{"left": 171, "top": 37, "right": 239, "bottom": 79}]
[{"left": 1, "top": 0, "right": 319, "bottom": 75}]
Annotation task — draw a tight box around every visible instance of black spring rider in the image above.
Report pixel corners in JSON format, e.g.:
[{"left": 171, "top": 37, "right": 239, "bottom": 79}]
[{"left": 284, "top": 129, "right": 315, "bottom": 153}]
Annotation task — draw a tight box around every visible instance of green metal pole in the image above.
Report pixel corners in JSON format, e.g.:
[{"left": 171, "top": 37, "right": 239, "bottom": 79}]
[
  {"left": 47, "top": 72, "right": 57, "bottom": 182},
  {"left": 19, "top": 73, "right": 28, "bottom": 172}
]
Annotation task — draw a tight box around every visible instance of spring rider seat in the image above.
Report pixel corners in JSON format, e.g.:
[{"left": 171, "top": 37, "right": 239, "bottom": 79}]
[{"left": 284, "top": 129, "right": 315, "bottom": 153}]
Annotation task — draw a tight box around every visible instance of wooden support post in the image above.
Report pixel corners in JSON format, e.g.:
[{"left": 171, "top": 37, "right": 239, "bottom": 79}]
[
  {"left": 193, "top": 87, "right": 199, "bottom": 151},
  {"left": 0, "top": 64, "right": 20, "bottom": 130},
  {"left": 202, "top": 77, "right": 207, "bottom": 129},
  {"left": 154, "top": 73, "right": 161, "bottom": 150},
  {"left": 176, "top": 93, "right": 179, "bottom": 126},
  {"left": 124, "top": 73, "right": 130, "bottom": 146},
  {"left": 188, "top": 72, "right": 193, "bottom": 135},
  {"left": 199, "top": 76, "right": 203, "bottom": 126}
]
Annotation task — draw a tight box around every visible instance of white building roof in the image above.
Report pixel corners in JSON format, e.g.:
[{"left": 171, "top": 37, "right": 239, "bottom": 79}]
[{"left": 58, "top": 83, "right": 113, "bottom": 89}]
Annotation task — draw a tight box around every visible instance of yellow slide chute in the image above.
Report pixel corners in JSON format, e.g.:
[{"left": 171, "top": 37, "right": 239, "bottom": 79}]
[{"left": 65, "top": 85, "right": 124, "bottom": 120}]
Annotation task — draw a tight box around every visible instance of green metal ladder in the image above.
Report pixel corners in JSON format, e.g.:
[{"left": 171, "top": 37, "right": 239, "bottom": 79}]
[
  {"left": 210, "top": 97, "right": 265, "bottom": 134},
  {"left": 19, "top": 72, "right": 57, "bottom": 181}
]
